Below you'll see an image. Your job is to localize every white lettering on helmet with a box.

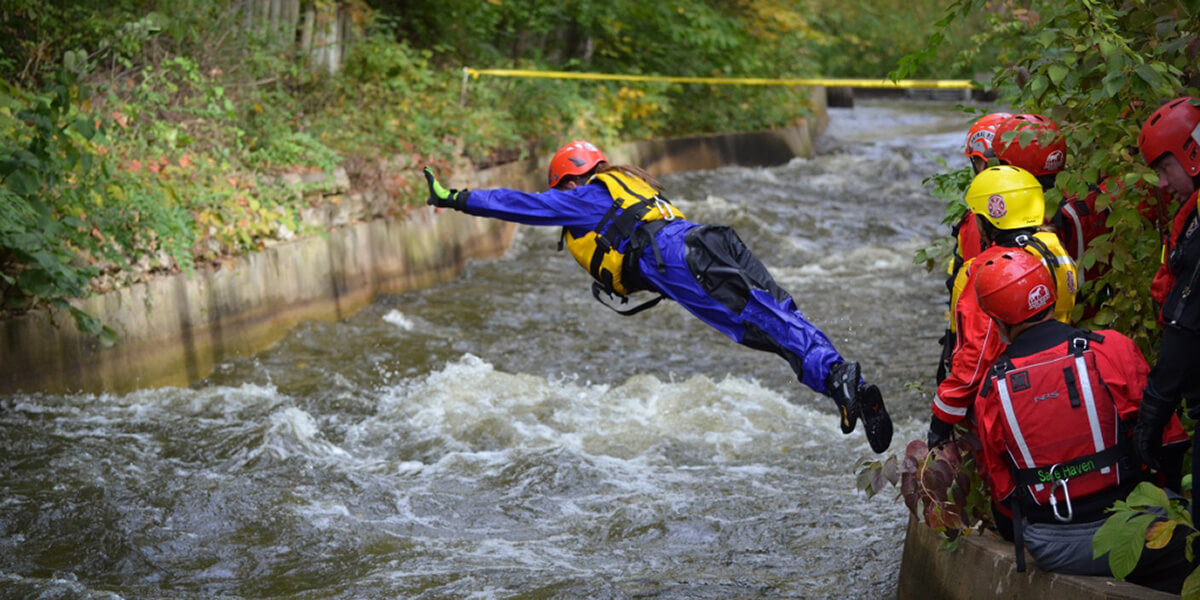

[969,130,994,153]
[1044,149,1065,172]
[1027,284,1052,311]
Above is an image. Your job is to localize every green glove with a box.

[423,167,469,210]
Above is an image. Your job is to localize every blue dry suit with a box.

[462,178,844,395]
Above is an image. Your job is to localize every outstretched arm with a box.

[422,167,606,228]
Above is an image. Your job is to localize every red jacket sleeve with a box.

[1091,331,1148,420]
[1093,330,1191,445]
[934,262,1006,424]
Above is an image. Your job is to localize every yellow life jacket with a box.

[563,170,684,297]
[950,230,1079,329]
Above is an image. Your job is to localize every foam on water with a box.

[0,100,963,599]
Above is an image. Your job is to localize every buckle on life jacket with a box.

[1048,464,1074,522]
[654,198,677,221]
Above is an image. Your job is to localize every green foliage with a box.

[914,161,975,271]
[382,0,821,157]
[901,1,1198,357]
[1092,482,1199,587]
[982,1,1197,356]
[0,75,117,344]
[809,0,995,78]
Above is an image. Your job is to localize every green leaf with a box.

[1134,64,1164,89]
[1029,73,1049,99]
[1127,481,1170,510]
[1108,513,1155,579]
[1103,73,1127,98]
[1094,512,1132,558]
[73,116,95,140]
[1183,567,1200,600]
[1047,64,1069,86]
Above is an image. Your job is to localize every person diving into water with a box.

[423,140,892,453]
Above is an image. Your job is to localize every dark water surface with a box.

[0,100,975,599]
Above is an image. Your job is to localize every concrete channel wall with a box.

[0,94,827,395]
[898,516,1176,600]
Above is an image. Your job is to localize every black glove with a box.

[927,415,954,449]
[423,167,469,210]
[1133,389,1178,472]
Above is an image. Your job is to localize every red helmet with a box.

[965,113,1013,160]
[974,250,1056,325]
[547,140,607,188]
[993,114,1066,177]
[1139,97,1200,177]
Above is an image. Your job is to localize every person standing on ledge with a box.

[1130,97,1200,523]
[422,140,893,453]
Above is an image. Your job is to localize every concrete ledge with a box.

[897,516,1175,600]
[0,114,825,394]
[0,209,514,393]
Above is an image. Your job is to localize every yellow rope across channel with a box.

[462,67,977,89]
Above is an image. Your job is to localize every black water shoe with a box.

[825,360,861,435]
[857,382,893,454]
[825,361,894,453]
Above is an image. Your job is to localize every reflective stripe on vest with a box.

[996,374,1046,493]
[992,335,1123,506]
[1072,344,1111,475]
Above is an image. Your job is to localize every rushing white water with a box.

[0,100,976,599]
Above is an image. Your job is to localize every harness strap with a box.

[586,202,629,283]
[1012,444,1127,487]
[1064,366,1081,408]
[980,355,1014,397]
[634,219,670,275]
[1011,497,1027,572]
[591,283,666,316]
[1015,233,1061,292]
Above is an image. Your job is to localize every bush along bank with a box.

[0,3,835,346]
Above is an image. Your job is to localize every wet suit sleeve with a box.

[933,264,1005,425]
[463,185,609,229]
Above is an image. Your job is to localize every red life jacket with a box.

[1151,191,1199,313]
[981,332,1129,514]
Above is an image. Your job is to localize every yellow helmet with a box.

[965,165,1044,230]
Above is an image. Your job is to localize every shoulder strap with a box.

[1015,233,1060,291]
[980,354,1014,397]
[591,282,665,316]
